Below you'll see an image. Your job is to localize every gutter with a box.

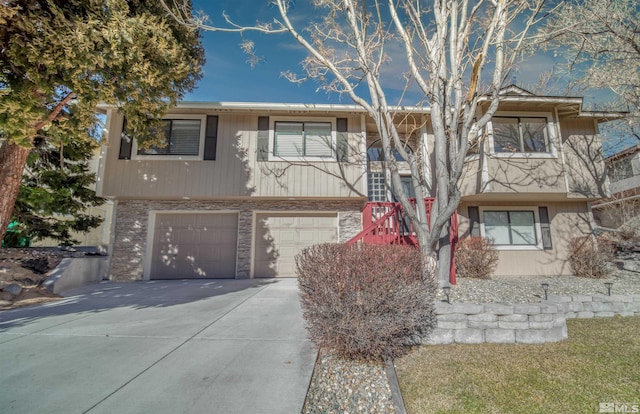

[97,101,432,114]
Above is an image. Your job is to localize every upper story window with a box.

[607,157,634,182]
[265,116,342,162]
[274,121,333,158]
[492,116,550,153]
[367,139,413,163]
[138,119,201,156]
[119,114,217,161]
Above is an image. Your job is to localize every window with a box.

[398,176,416,199]
[367,172,386,201]
[274,121,333,158]
[483,210,537,246]
[367,139,413,162]
[607,157,634,182]
[492,116,550,153]
[137,119,201,156]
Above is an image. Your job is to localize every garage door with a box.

[150,213,238,279]
[254,213,338,278]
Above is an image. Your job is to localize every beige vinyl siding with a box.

[560,118,607,199]
[458,117,605,198]
[459,158,483,197]
[486,157,565,193]
[458,153,567,196]
[458,201,591,276]
[101,113,364,199]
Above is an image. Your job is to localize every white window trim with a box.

[479,206,543,251]
[268,116,337,162]
[132,114,207,161]
[488,111,558,159]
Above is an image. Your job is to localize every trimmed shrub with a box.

[568,236,615,278]
[296,243,436,361]
[454,237,499,279]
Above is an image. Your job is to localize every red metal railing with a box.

[347,198,458,284]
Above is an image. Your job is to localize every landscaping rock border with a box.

[427,294,640,345]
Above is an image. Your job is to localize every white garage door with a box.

[150,213,238,279]
[254,213,338,278]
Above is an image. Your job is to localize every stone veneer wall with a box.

[109,199,363,281]
[428,294,640,345]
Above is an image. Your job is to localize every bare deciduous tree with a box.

[541,0,640,146]
[163,0,546,284]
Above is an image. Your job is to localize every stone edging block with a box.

[427,293,637,345]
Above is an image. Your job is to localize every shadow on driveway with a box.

[0,278,276,331]
[0,278,315,414]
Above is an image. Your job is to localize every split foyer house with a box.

[97,86,621,283]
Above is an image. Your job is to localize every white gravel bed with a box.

[437,256,640,304]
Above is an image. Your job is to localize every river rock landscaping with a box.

[303,252,640,413]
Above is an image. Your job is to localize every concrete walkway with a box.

[0,279,316,414]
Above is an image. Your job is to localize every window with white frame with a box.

[492,116,550,153]
[483,209,538,246]
[274,121,333,158]
[137,119,201,156]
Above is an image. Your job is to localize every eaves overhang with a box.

[574,111,628,123]
[97,101,432,115]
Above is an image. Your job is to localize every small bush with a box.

[568,236,615,278]
[454,237,499,279]
[296,243,436,361]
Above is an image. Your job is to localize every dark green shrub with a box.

[296,243,436,361]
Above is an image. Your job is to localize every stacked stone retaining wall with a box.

[428,294,640,345]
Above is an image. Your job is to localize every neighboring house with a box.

[97,86,621,282]
[592,144,640,228]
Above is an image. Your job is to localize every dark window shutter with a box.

[204,116,218,160]
[257,116,269,161]
[118,118,133,160]
[468,206,480,237]
[539,206,553,250]
[336,117,348,162]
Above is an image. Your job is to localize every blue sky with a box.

[184,1,338,103]
[179,2,634,154]
[182,2,582,106]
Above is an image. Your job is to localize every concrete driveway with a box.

[0,279,316,414]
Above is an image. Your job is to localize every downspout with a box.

[554,107,571,195]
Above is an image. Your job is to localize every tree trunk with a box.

[0,141,32,243]
[420,243,437,284]
[437,223,451,288]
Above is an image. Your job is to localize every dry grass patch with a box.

[396,316,640,413]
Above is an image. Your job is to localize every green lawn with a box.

[396,316,640,414]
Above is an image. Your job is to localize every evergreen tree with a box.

[4,133,104,246]
[0,0,205,241]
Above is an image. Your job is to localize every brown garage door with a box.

[150,213,238,279]
[254,213,338,278]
